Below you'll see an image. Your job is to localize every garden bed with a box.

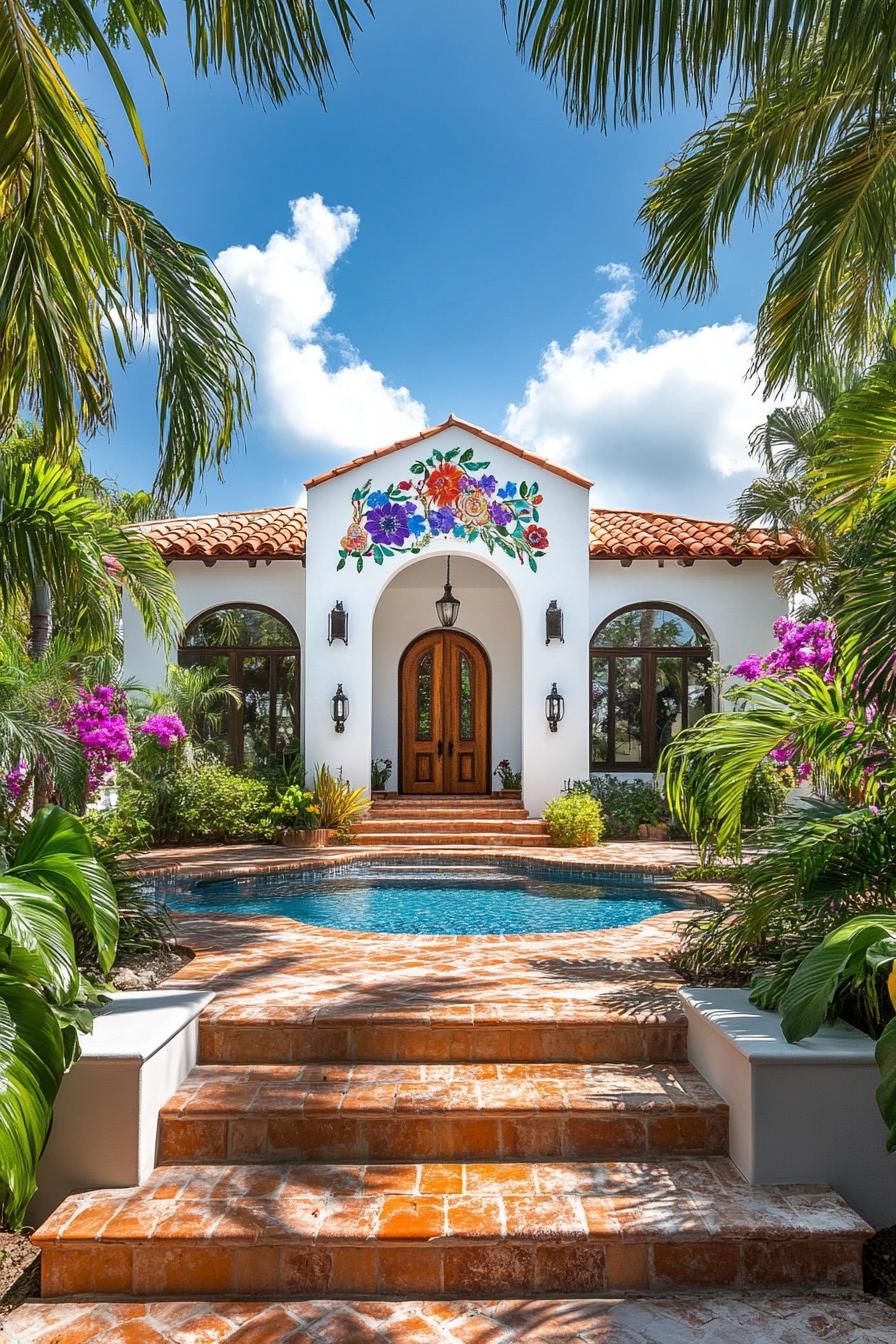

[0,1231,39,1320]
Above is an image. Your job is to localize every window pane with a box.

[590,656,609,766]
[240,655,271,765]
[656,657,684,755]
[179,651,231,756]
[614,656,643,764]
[416,653,433,739]
[185,605,297,648]
[459,653,473,739]
[594,607,708,648]
[273,655,299,751]
[686,657,713,728]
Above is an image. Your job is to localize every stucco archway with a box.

[371,553,522,795]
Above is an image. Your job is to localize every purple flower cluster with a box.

[733,618,834,682]
[138,713,187,749]
[67,685,133,795]
[5,760,28,801]
[768,742,812,783]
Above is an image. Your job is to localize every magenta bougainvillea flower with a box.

[138,713,187,749]
[67,685,133,795]
[5,760,28,800]
[733,618,834,681]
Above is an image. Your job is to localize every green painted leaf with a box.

[528,555,537,572]
[466,461,488,471]
[0,973,65,1228]
[410,462,425,474]
[356,557,363,573]
[460,448,474,463]
[445,448,460,461]
[520,482,529,497]
[337,557,346,571]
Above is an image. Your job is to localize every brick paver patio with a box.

[7,844,894,1339]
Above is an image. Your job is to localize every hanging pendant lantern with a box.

[435,556,461,628]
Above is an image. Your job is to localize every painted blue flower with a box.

[497,481,518,499]
[366,490,390,509]
[479,474,497,496]
[452,524,467,539]
[367,502,411,547]
[407,513,427,537]
[429,507,456,535]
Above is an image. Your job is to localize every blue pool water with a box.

[167,864,683,936]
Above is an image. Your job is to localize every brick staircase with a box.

[353,795,552,847]
[33,998,869,1301]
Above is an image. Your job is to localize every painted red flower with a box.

[525,524,549,550]
[426,463,465,507]
[532,494,543,505]
[398,480,411,491]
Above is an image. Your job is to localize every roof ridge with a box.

[590,505,776,531]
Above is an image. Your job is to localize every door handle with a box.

[437,739,443,757]
[448,740,454,757]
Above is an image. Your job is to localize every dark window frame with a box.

[178,603,301,768]
[590,603,714,772]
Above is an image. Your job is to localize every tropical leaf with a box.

[0,972,65,1228]
[0,877,78,999]
[875,1016,896,1151]
[779,914,896,1043]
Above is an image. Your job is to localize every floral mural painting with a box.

[337,445,549,572]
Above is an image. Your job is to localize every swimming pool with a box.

[166,862,688,936]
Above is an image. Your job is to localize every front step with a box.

[352,831,552,847]
[356,819,547,834]
[157,1062,729,1163]
[35,1158,869,1298]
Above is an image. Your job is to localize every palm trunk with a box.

[29,581,52,658]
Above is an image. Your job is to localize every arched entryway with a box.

[399,629,491,794]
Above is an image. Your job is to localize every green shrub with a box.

[543,793,604,847]
[83,793,155,853]
[270,785,320,830]
[567,777,667,838]
[741,759,789,832]
[169,764,276,843]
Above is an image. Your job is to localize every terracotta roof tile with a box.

[303,416,594,491]
[136,507,307,560]
[589,509,808,560]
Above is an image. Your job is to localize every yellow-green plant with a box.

[543,792,604,847]
[312,765,369,837]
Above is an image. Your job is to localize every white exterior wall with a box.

[371,554,522,781]
[305,426,591,813]
[122,559,307,696]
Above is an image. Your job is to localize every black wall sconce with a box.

[545,599,564,645]
[435,556,461,628]
[545,682,565,733]
[328,601,348,645]
[331,683,349,733]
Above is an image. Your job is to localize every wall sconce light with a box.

[331,683,349,733]
[328,601,348,645]
[545,682,565,733]
[435,556,461,628]
[545,599,564,645]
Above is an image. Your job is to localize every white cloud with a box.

[216,195,426,460]
[504,264,777,518]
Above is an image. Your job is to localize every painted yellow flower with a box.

[455,488,489,529]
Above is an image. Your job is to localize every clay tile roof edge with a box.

[303,416,594,491]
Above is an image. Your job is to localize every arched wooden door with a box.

[399,630,490,794]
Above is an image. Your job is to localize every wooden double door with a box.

[399,630,490,794]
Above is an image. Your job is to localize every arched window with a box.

[179,604,300,767]
[590,605,713,771]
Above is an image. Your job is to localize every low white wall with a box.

[681,987,893,1229]
[371,554,521,785]
[30,989,213,1227]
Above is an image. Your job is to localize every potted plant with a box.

[371,757,392,798]
[494,759,522,798]
[270,786,327,848]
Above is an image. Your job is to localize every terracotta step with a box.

[373,796,524,805]
[157,1061,729,1164]
[352,831,552,847]
[34,1158,870,1298]
[367,806,530,820]
[12,1293,896,1343]
[356,819,547,834]
[199,1011,688,1066]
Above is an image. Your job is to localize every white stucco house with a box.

[124,417,805,813]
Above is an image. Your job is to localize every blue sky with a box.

[78,1,779,518]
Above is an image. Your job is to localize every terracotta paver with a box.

[8,1292,896,1342]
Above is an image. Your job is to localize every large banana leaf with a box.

[0,972,65,1228]
[0,878,78,999]
[779,915,896,1042]
[11,806,119,971]
[875,1017,896,1152]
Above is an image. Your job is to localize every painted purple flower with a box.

[367,502,411,547]
[139,713,187,750]
[488,500,513,526]
[429,506,456,535]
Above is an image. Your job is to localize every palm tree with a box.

[509,2,896,391]
[1,0,367,504]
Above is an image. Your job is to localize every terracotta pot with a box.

[371,790,387,800]
[638,822,670,842]
[281,827,330,849]
[498,788,522,799]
